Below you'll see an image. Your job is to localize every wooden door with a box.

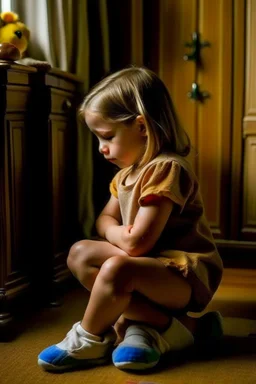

[159,0,233,239]
[159,0,197,166]
[241,0,256,241]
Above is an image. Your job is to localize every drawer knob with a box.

[62,99,72,111]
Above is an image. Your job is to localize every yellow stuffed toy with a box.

[0,11,29,56]
[0,11,51,70]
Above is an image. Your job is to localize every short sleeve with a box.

[109,174,118,198]
[139,160,194,210]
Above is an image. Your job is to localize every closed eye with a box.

[102,135,114,141]
[93,131,115,141]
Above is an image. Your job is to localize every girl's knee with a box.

[67,240,90,271]
[99,255,132,288]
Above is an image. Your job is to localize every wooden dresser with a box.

[0,63,83,338]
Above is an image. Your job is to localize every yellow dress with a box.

[109,153,223,312]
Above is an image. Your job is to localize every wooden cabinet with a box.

[0,64,36,331]
[0,65,82,337]
[28,69,82,297]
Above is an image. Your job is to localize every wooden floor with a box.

[203,268,256,322]
[1,268,256,384]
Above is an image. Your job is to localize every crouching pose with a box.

[38,66,223,372]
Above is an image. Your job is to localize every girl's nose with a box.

[99,143,109,155]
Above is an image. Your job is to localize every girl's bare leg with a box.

[68,240,171,328]
[38,241,220,372]
[78,255,191,335]
[38,242,193,372]
[67,240,197,335]
[67,239,129,291]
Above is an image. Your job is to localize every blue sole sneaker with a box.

[38,322,116,372]
[112,344,160,370]
[38,345,110,371]
[112,319,194,371]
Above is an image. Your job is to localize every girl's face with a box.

[85,111,147,169]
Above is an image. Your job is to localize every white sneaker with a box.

[112,317,194,370]
[38,322,116,371]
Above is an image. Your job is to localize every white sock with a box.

[56,322,116,360]
[76,324,102,342]
[151,317,194,353]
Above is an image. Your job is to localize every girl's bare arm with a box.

[95,195,122,238]
[105,198,173,256]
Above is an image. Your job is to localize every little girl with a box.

[38,66,223,372]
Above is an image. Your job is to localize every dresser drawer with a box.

[6,85,30,112]
[50,88,76,114]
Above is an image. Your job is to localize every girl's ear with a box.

[135,115,147,136]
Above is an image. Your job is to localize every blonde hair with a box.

[80,66,191,167]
